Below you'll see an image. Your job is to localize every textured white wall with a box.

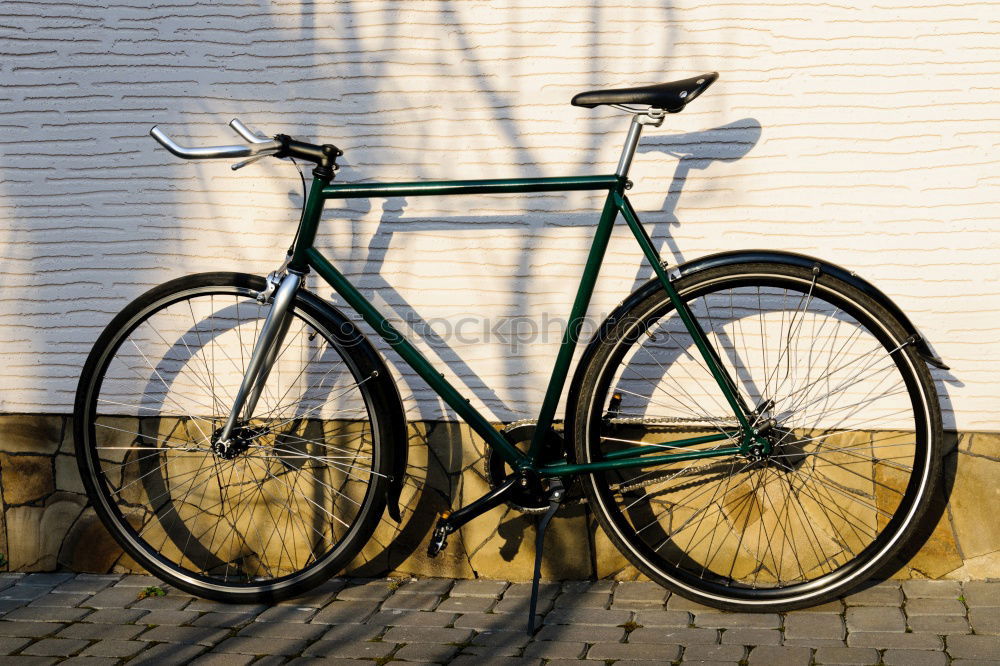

[0,1,996,430]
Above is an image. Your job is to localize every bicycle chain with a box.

[489,416,740,506]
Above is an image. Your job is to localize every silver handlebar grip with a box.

[149,125,281,160]
[229,118,272,144]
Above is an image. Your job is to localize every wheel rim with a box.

[81,284,383,592]
[585,272,933,603]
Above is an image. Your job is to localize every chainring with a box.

[485,421,584,514]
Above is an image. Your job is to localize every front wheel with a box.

[74,272,397,602]
[572,263,942,611]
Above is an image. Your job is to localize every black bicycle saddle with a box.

[571,72,718,113]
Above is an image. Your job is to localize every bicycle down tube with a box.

[283,172,753,475]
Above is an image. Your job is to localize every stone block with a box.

[845,582,902,606]
[79,640,146,658]
[721,628,782,645]
[946,634,1000,660]
[748,645,811,665]
[301,640,393,659]
[681,643,746,661]
[382,625,472,644]
[814,646,881,664]
[694,612,781,629]
[903,580,963,599]
[962,581,1000,607]
[435,595,495,613]
[587,642,681,661]
[542,607,631,626]
[20,638,88,657]
[882,649,948,666]
[237,622,325,641]
[212,637,308,656]
[449,579,508,597]
[848,632,943,650]
[906,598,966,616]
[784,613,845,640]
[393,643,460,662]
[947,453,1000,559]
[908,614,971,634]
[57,508,124,574]
[633,609,691,627]
[0,454,55,504]
[628,627,718,644]
[534,623,625,642]
[846,606,906,633]
[521,640,587,659]
[969,607,1000,635]
[366,610,457,627]
[310,601,379,624]
[0,414,62,455]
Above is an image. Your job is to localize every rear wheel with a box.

[75,272,394,602]
[572,263,942,610]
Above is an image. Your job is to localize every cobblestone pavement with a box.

[0,574,998,665]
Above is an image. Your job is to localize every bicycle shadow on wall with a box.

[333,119,769,574]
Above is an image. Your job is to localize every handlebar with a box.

[149,119,282,160]
[149,118,343,176]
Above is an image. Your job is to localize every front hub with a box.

[211,424,266,460]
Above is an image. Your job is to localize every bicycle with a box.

[74,72,947,626]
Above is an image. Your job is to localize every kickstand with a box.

[527,478,565,635]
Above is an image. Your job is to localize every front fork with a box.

[215,270,302,447]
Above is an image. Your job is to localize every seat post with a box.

[615,115,644,178]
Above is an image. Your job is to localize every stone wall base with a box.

[0,414,997,581]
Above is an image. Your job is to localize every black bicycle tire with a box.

[570,262,942,611]
[74,272,394,603]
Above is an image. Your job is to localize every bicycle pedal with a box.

[427,513,453,558]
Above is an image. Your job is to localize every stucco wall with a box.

[0,0,997,430]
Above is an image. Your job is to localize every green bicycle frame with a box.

[287,171,754,476]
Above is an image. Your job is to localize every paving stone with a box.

[501,582,560,599]
[212,637,308,656]
[57,622,146,641]
[3,606,91,624]
[627,627,718,644]
[79,640,146,658]
[796,600,846,614]
[563,580,616,594]
[0,621,66,637]
[946,634,1000,660]
[393,642,460,662]
[274,580,344,608]
[237,621,326,641]
[366,610,457,627]
[137,625,229,646]
[191,612,258,628]
[784,638,848,648]
[552,592,610,609]
[284,659,375,666]
[450,657,541,666]
[694,612,781,629]
[587,642,680,661]
[20,638,89,657]
[381,593,441,611]
[184,601,265,614]
[301,640,394,659]
[634,609,692,627]
[453,612,535,632]
[0,635,32,654]
[521,640,587,659]
[902,580,962,599]
[310,601,379,624]
[845,606,906,632]
[906,598,967,616]
[28,593,92,608]
[614,581,669,603]
[20,575,75,588]
[0,657,59,666]
[492,595,554,615]
[611,599,669,611]
[394,578,454,596]
[721,628,782,645]
[543,607,631,626]
[449,580,508,598]
[435,595,495,613]
[469,629,531,651]
[61,658,120,666]
[847,632,943,650]
[681,643,746,661]
[665,595,718,613]
[319,623,382,643]
[336,580,393,602]
[908,614,971,634]
[112,576,163,589]
[81,609,148,625]
[53,576,119,595]
[127,643,206,664]
[747,645,812,665]
[0,599,29,614]
[813,646,880,664]
[136,609,200,626]
[189,655,256,666]
[962,582,1000,607]
[968,607,1000,634]
[254,605,317,623]
[845,584,904,607]
[81,588,143,609]
[535,623,625,642]
[131,595,194,611]
[382,625,472,644]
[2,585,56,602]
[784,613,846,640]
[882,649,949,666]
